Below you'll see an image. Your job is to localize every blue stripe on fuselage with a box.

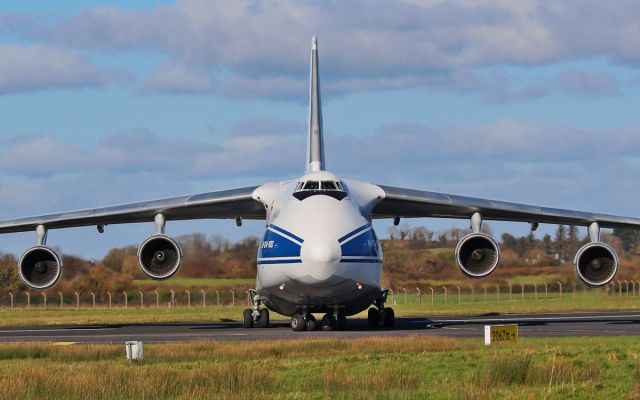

[258,229,302,259]
[338,224,370,243]
[269,224,304,244]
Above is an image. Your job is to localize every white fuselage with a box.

[251,171,386,316]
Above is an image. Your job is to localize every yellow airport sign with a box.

[484,324,518,345]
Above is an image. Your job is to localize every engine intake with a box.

[19,246,63,290]
[455,233,500,278]
[137,235,183,280]
[574,242,618,287]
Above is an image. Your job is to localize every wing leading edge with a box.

[373,185,640,230]
[0,186,265,234]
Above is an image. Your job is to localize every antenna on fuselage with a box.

[306,36,325,173]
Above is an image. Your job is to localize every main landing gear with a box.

[367,289,395,328]
[289,311,347,332]
[242,289,270,329]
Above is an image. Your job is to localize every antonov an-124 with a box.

[2,37,639,331]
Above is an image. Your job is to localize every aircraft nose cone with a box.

[301,239,341,281]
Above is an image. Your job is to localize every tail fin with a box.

[306,36,325,173]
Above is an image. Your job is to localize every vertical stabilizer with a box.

[306,36,325,172]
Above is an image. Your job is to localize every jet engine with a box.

[137,235,183,280]
[455,233,500,278]
[18,246,63,290]
[574,242,618,287]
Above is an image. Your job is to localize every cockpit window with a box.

[294,180,347,201]
[321,181,337,190]
[304,181,320,190]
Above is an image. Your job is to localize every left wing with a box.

[0,186,265,234]
[373,185,640,230]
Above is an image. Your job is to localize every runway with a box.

[0,311,639,343]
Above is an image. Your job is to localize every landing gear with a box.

[306,314,317,331]
[368,289,395,328]
[242,289,270,329]
[321,311,347,331]
[290,313,306,332]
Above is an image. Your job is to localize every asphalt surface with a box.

[0,311,639,343]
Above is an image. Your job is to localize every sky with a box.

[1,0,640,259]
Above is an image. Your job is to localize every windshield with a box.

[294,180,347,200]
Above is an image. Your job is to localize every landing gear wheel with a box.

[242,309,253,328]
[290,313,306,332]
[336,314,348,331]
[306,315,317,331]
[367,307,380,328]
[259,308,270,328]
[321,313,337,331]
[382,307,395,327]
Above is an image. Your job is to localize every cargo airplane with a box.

[2,37,639,331]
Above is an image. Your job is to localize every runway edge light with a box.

[484,324,518,346]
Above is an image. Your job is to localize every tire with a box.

[367,307,380,328]
[242,309,253,328]
[336,314,348,331]
[290,313,306,332]
[382,307,395,327]
[306,314,317,331]
[321,313,337,331]
[259,308,270,328]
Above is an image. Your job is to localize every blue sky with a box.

[1,0,640,258]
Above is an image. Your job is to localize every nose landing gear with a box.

[367,289,395,328]
[242,289,270,328]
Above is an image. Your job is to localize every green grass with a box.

[504,274,562,285]
[132,278,255,287]
[0,336,638,399]
[1,290,640,327]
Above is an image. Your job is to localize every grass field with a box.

[132,278,255,287]
[0,336,638,399]
[1,290,639,327]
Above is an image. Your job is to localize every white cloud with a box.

[0,44,110,93]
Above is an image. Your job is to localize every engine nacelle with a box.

[455,233,500,278]
[574,242,618,287]
[18,246,63,290]
[137,235,183,280]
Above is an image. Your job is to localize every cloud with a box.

[556,70,620,97]
[0,44,111,93]
[2,0,639,98]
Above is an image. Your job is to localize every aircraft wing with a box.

[373,185,640,229]
[0,186,264,234]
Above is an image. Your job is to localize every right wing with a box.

[0,186,265,234]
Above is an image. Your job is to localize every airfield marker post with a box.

[26,292,31,309]
[544,283,548,300]
[246,290,251,306]
[415,288,421,304]
[636,281,640,296]
[388,288,396,305]
[402,288,407,304]
[59,292,63,308]
[154,291,159,308]
[617,281,622,297]
[520,283,525,301]
[215,290,220,307]
[170,290,175,307]
[534,284,537,300]
[201,290,206,308]
[457,286,461,304]
[185,290,191,308]
[139,291,144,308]
[442,287,447,304]
[90,292,96,308]
[230,290,235,306]
[429,287,434,304]
[107,292,112,309]
[74,292,79,309]
[624,280,630,296]
[9,293,13,310]
[631,281,636,296]
[556,282,562,299]
[123,291,128,309]
[42,292,47,309]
